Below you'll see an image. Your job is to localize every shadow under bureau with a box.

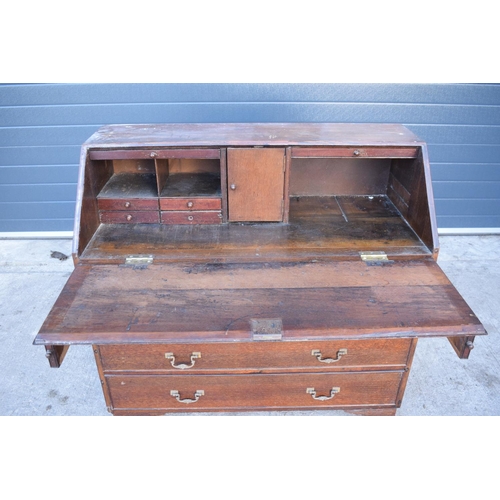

[34,123,486,416]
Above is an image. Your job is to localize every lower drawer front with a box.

[106,372,403,411]
[160,210,222,224]
[99,338,413,373]
[99,210,160,223]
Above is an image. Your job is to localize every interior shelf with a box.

[160,172,221,198]
[83,195,429,262]
[97,173,158,199]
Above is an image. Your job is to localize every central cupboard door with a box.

[227,148,285,222]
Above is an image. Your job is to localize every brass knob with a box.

[124,201,131,208]
[149,151,157,158]
[187,215,194,221]
[126,214,133,221]
[230,184,236,190]
[187,201,194,208]
[353,149,361,156]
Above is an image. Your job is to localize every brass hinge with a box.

[359,251,389,262]
[124,255,153,267]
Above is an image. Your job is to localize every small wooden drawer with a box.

[160,198,222,211]
[160,210,222,225]
[97,198,159,211]
[106,371,404,411]
[98,339,413,373]
[291,146,419,158]
[99,211,160,224]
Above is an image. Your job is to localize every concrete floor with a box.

[0,235,499,416]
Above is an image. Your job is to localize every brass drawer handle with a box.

[306,387,340,401]
[170,390,205,404]
[165,352,201,369]
[311,348,347,363]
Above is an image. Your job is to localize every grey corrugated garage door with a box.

[0,83,499,233]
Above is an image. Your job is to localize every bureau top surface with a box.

[84,123,423,148]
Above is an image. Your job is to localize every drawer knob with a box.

[149,151,158,158]
[126,214,133,221]
[230,184,237,190]
[124,201,131,208]
[306,387,340,401]
[187,201,194,208]
[170,390,205,404]
[165,352,201,369]
[311,348,347,363]
[353,149,361,156]
[187,215,194,221]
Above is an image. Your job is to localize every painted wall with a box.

[1,83,499,231]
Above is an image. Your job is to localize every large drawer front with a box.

[106,372,403,410]
[99,338,412,373]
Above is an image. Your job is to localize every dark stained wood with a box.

[44,345,69,368]
[98,173,158,198]
[290,158,391,197]
[160,172,221,198]
[227,148,285,222]
[448,335,476,359]
[283,147,291,223]
[160,211,222,225]
[34,260,486,346]
[81,195,430,263]
[98,198,159,211]
[42,123,485,417]
[160,198,222,211]
[291,146,419,158]
[220,148,228,223]
[105,371,404,411]
[73,151,112,259]
[98,338,413,373]
[85,123,422,148]
[112,159,156,174]
[89,148,220,160]
[99,211,160,224]
[395,338,418,407]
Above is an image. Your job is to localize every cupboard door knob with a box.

[187,201,194,208]
[306,387,340,401]
[165,352,201,369]
[170,390,205,404]
[311,348,347,363]
[230,184,236,190]
[126,214,133,221]
[124,201,131,208]
[353,149,361,156]
[149,151,158,158]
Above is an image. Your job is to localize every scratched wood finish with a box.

[34,259,486,345]
[98,198,159,211]
[105,371,404,411]
[227,148,285,222]
[291,146,419,158]
[99,211,160,224]
[160,211,222,225]
[89,148,221,160]
[98,338,413,373]
[85,123,422,148]
[160,198,222,211]
[290,158,391,196]
[81,195,430,262]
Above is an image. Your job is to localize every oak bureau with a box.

[34,123,486,416]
